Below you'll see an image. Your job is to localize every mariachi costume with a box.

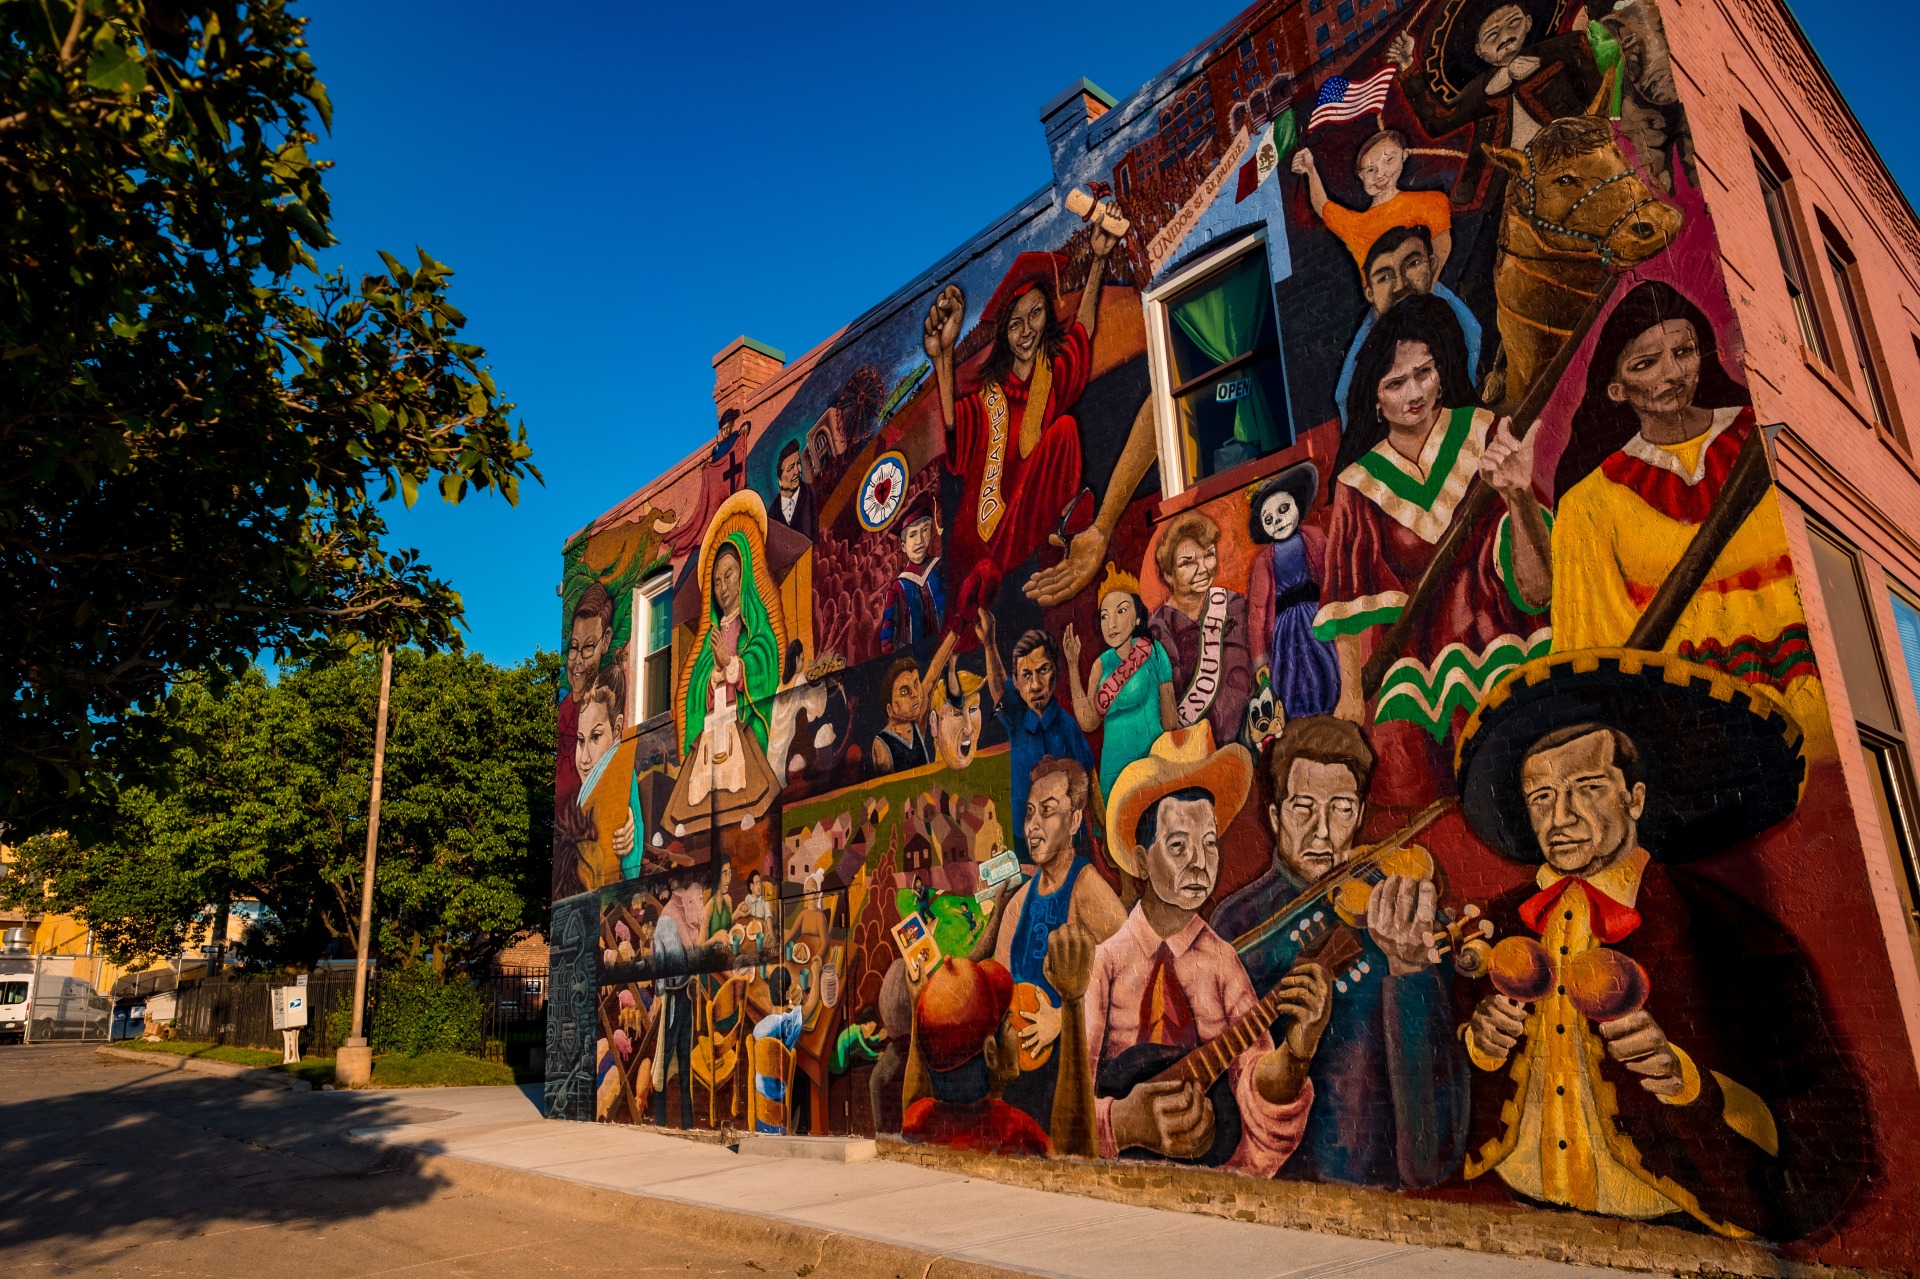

[1452,649,1868,1240]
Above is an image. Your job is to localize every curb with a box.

[347,1135,1041,1279]
[95,1045,314,1092]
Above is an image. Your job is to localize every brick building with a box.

[546,0,1920,1273]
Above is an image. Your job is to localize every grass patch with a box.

[113,1039,516,1088]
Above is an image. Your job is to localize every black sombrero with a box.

[1454,648,1807,863]
[1422,0,1568,103]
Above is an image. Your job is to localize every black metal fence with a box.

[168,967,549,1073]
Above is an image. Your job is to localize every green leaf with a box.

[398,472,419,508]
[86,25,149,94]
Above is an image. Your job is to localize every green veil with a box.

[683,529,781,754]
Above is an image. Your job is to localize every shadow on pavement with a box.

[0,1047,535,1250]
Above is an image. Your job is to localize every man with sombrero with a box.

[1068,725,1331,1173]
[921,199,1123,626]
[1451,649,1866,1240]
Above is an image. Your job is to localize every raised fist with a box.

[923,284,965,362]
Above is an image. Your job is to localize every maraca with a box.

[1565,948,1650,1022]
[1487,936,1555,1002]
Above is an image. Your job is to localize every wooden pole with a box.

[339,648,393,1081]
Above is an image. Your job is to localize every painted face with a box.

[900,516,935,565]
[932,688,983,771]
[1356,136,1407,200]
[574,698,620,783]
[1475,4,1532,68]
[1140,795,1221,913]
[1269,759,1363,884]
[1364,239,1435,315]
[1258,490,1302,543]
[778,450,802,495]
[1520,731,1647,875]
[1376,340,1443,431]
[885,670,919,722]
[1098,591,1139,650]
[1169,537,1216,599]
[1024,768,1082,869]
[1014,646,1057,715]
[567,614,609,690]
[1003,288,1049,367]
[712,547,742,618]
[1608,319,1702,422]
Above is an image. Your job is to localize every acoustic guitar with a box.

[1094,917,1362,1166]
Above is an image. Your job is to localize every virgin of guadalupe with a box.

[666,493,784,835]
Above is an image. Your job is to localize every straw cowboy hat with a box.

[1454,648,1807,864]
[1104,724,1254,877]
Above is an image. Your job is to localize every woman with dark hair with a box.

[1062,562,1176,800]
[1550,281,1822,732]
[1314,294,1552,788]
[1247,462,1341,721]
[922,214,1123,626]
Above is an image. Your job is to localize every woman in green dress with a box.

[682,531,782,756]
[1062,562,1176,803]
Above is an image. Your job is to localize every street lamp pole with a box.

[335,647,393,1087]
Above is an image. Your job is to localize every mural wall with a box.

[551,0,1912,1264]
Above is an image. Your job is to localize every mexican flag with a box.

[1235,109,1301,202]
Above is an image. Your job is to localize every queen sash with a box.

[1175,588,1233,728]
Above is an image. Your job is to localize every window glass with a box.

[1807,529,1899,733]
[1889,591,1920,721]
[1825,243,1892,428]
[1163,248,1290,482]
[0,981,26,1005]
[1754,153,1830,362]
[640,578,674,721]
[1860,736,1920,957]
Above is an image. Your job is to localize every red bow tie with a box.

[1519,877,1642,944]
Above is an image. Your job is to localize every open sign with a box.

[1215,377,1252,403]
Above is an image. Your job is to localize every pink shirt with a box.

[1084,906,1312,1175]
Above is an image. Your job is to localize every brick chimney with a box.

[1040,77,1117,179]
[711,335,787,426]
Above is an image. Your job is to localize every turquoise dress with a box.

[1093,639,1173,801]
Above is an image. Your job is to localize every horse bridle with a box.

[1505,164,1663,268]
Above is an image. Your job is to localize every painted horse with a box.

[1483,86,1682,409]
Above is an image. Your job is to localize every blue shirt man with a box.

[1333,225,1483,426]
[990,629,1094,859]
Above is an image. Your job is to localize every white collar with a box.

[1621,406,1743,486]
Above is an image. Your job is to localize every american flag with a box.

[1309,67,1397,130]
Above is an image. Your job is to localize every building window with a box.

[1753,149,1831,364]
[1316,23,1330,43]
[1309,0,1325,13]
[1809,529,1920,962]
[1823,230,1895,432]
[634,573,674,723]
[1144,234,1292,494]
[1337,0,1354,21]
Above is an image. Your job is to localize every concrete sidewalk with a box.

[344,1087,1665,1279]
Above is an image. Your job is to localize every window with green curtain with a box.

[642,578,674,720]
[1164,247,1290,482]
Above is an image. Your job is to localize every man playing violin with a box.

[1212,716,1470,1188]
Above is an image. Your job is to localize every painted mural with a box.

[552,0,1890,1258]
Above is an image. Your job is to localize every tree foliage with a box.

[1,2,538,832]
[2,649,559,972]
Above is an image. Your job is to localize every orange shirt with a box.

[1322,189,1453,268]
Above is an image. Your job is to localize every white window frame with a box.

[632,572,675,725]
[1142,229,1271,500]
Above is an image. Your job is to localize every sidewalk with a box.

[345,1087,1664,1279]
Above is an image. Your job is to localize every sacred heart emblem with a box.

[858,451,910,533]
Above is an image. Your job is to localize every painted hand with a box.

[1061,623,1083,670]
[1018,997,1063,1056]
[923,284,965,361]
[1387,31,1416,71]
[1089,200,1124,258]
[1024,523,1110,607]
[1478,417,1541,500]
[1598,1009,1687,1097]
[1290,147,1315,175]
[1468,993,1530,1061]
[1044,925,1096,1002]
[612,811,636,859]
[1112,1079,1215,1160]
[1367,875,1438,976]
[1275,961,1333,1060]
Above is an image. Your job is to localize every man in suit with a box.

[769,438,818,542]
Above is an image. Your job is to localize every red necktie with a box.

[1518,877,1642,945]
[1138,943,1198,1049]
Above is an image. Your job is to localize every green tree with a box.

[1,2,537,834]
[3,649,559,972]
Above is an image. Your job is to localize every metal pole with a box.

[337,648,393,1086]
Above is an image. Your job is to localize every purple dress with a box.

[1257,536,1340,720]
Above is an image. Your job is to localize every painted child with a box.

[1061,564,1176,803]
[1247,463,1341,722]
[881,493,948,652]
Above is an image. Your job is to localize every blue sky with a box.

[299,0,1911,666]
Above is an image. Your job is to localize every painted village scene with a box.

[546,0,1878,1251]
